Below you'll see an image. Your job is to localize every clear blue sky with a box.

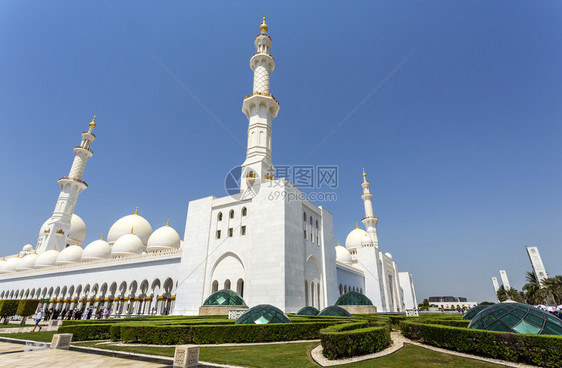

[0,1,560,303]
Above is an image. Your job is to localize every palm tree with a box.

[497,285,525,303]
[522,271,546,305]
[542,276,562,305]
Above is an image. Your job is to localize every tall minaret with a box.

[240,16,280,192]
[36,116,97,253]
[361,169,379,247]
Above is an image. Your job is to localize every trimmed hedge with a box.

[320,321,391,359]
[401,321,562,368]
[16,299,40,317]
[113,321,339,344]
[58,324,112,341]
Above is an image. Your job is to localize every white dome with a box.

[22,244,34,253]
[0,257,21,273]
[361,234,372,246]
[385,252,393,259]
[56,245,83,265]
[16,253,38,270]
[35,249,60,268]
[111,233,144,257]
[108,214,152,245]
[345,227,368,249]
[82,239,111,261]
[335,244,353,264]
[68,214,87,246]
[147,225,181,251]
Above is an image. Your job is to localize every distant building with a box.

[499,270,511,290]
[526,246,548,286]
[428,296,476,310]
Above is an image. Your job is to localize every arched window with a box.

[218,212,222,221]
[317,283,321,309]
[241,207,247,217]
[229,210,234,219]
[344,285,347,293]
[237,279,244,298]
[224,279,231,290]
[303,212,307,222]
[212,280,218,293]
[339,284,343,296]
[360,288,363,294]
[311,281,315,308]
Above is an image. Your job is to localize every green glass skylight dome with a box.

[318,306,352,317]
[235,304,291,324]
[202,289,246,306]
[462,305,492,320]
[469,302,562,335]
[335,291,373,306]
[297,306,320,316]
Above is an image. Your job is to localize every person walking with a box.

[32,309,43,332]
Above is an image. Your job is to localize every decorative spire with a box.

[337,240,342,247]
[17,252,20,258]
[356,222,359,229]
[134,204,139,215]
[89,115,97,129]
[130,227,134,234]
[260,14,268,32]
[2,256,5,261]
[52,243,57,250]
[362,168,367,181]
[100,233,104,240]
[33,249,37,254]
[74,240,79,246]
[166,219,170,227]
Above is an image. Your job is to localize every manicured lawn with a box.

[0,330,57,342]
[69,341,505,368]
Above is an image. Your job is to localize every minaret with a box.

[240,16,280,192]
[36,116,97,253]
[360,169,379,248]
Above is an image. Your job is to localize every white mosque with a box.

[0,18,417,316]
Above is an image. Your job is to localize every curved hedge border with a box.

[320,321,391,360]
[58,323,112,340]
[401,321,562,368]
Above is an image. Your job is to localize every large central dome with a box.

[345,226,368,249]
[108,212,152,245]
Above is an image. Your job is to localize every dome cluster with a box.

[0,208,183,272]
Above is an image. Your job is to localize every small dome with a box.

[203,289,246,306]
[469,302,562,335]
[318,306,352,317]
[108,213,152,245]
[147,224,181,251]
[335,243,353,263]
[462,305,493,320]
[16,253,38,270]
[335,292,373,306]
[56,245,83,265]
[82,239,111,261]
[297,306,320,316]
[67,214,87,246]
[345,226,368,249]
[385,252,393,259]
[236,304,291,325]
[111,233,144,257]
[22,244,34,253]
[35,249,59,268]
[1,257,22,272]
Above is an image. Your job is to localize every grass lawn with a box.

[0,331,57,342]
[69,341,505,368]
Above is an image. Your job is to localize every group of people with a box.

[32,306,111,330]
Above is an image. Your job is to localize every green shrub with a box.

[0,300,19,320]
[16,299,40,317]
[320,322,391,359]
[401,321,562,368]
[58,324,112,341]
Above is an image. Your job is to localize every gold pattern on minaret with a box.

[89,115,97,128]
[260,15,268,32]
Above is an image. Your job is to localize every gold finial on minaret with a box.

[260,14,268,32]
[130,227,134,234]
[337,240,342,247]
[52,243,57,250]
[100,233,104,240]
[33,249,37,254]
[89,115,97,129]
[74,240,79,246]
[17,252,20,258]
[134,204,139,215]
[166,219,170,227]
[356,222,359,229]
[362,167,367,179]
